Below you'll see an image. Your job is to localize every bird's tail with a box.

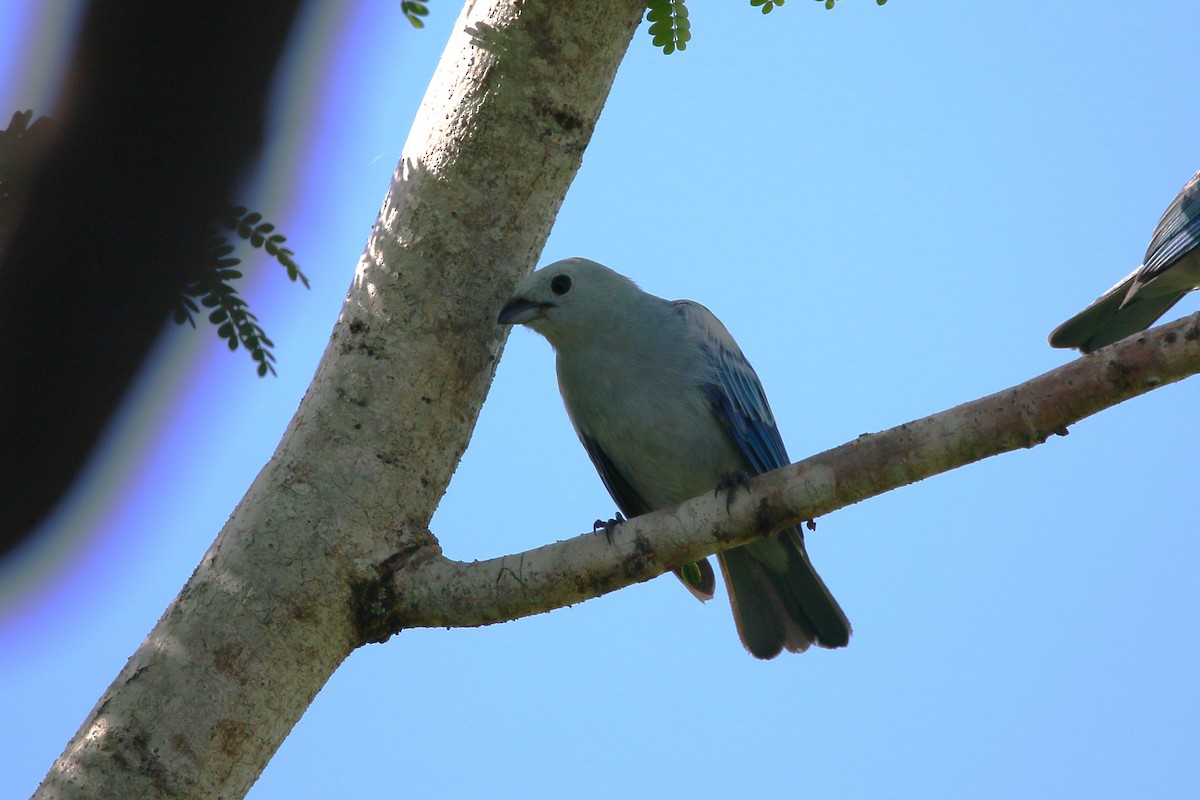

[717,529,851,660]
[1048,266,1185,353]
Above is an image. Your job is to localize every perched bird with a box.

[497,258,851,659]
[1049,170,1200,352]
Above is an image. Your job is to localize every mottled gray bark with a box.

[33,0,646,797]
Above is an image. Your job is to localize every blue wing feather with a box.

[672,300,790,476]
[1049,169,1200,350]
[1139,170,1200,283]
[672,300,851,649]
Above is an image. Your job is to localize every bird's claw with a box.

[593,512,626,544]
[715,470,752,511]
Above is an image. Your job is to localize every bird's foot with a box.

[593,512,626,544]
[715,470,752,511]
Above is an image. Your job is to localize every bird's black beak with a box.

[497,296,551,325]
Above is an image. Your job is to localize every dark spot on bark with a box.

[335,388,367,408]
[350,542,432,646]
[338,320,380,356]
[753,498,776,538]
[552,107,583,131]
[620,532,656,579]
[531,96,587,139]
[1106,360,1137,393]
[121,732,171,793]
[170,733,194,758]
[213,719,250,757]
[350,576,402,646]
[123,665,149,686]
[213,643,243,679]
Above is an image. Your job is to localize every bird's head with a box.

[497,257,643,347]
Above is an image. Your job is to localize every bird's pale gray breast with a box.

[556,335,745,512]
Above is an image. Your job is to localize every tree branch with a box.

[390,313,1200,629]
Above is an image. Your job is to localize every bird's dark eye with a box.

[550,274,572,295]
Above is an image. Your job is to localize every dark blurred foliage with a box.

[0,1,303,559]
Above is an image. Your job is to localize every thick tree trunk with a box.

[33,1,646,797]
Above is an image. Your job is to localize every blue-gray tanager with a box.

[497,258,851,659]
[1049,170,1200,352]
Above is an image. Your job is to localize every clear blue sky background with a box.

[4,2,1199,798]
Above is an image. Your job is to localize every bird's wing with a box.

[579,432,716,601]
[672,300,790,475]
[1049,171,1200,351]
[1138,170,1200,285]
[578,434,652,519]
[673,300,852,652]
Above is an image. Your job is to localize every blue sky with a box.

[4,2,1199,798]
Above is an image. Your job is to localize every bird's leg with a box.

[716,469,752,511]
[592,511,626,544]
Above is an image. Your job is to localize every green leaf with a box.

[644,0,690,55]
[175,204,310,376]
[402,0,429,29]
